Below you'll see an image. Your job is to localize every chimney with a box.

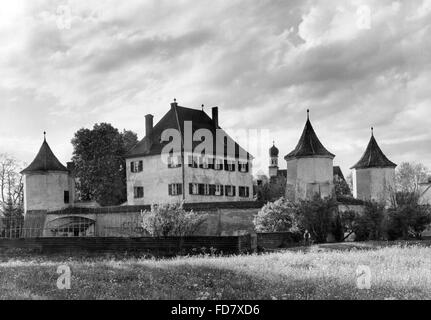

[212,106,219,128]
[171,98,178,110]
[145,114,154,137]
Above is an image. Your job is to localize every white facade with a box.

[352,167,395,204]
[126,152,253,205]
[24,171,75,213]
[285,157,334,201]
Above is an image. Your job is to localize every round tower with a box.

[21,133,74,214]
[284,110,335,202]
[351,127,397,205]
[269,142,279,178]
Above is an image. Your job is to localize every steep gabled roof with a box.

[21,137,69,174]
[351,130,397,169]
[284,111,335,160]
[126,103,252,160]
[333,166,346,181]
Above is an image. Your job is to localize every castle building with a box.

[125,100,254,205]
[284,110,335,202]
[351,128,397,204]
[21,133,75,214]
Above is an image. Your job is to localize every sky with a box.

[0,0,430,177]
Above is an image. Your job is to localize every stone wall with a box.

[36,202,264,237]
[24,172,73,212]
[286,157,334,201]
[353,167,395,204]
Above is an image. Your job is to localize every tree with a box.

[253,197,299,233]
[345,173,354,195]
[296,196,338,243]
[0,154,24,238]
[256,176,286,202]
[141,202,207,236]
[387,192,431,240]
[351,201,386,241]
[334,176,352,197]
[396,162,429,193]
[0,154,24,210]
[71,123,138,206]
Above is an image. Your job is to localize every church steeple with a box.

[269,141,279,178]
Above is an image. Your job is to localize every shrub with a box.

[387,192,431,240]
[351,201,386,241]
[141,202,207,237]
[253,198,299,233]
[296,196,338,243]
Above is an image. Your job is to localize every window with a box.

[208,157,215,169]
[215,184,224,196]
[239,186,250,198]
[204,184,210,195]
[225,185,236,197]
[131,160,143,173]
[188,155,198,168]
[199,156,212,169]
[238,161,249,173]
[214,158,223,170]
[224,160,236,172]
[134,186,144,199]
[189,183,199,195]
[168,155,182,168]
[169,183,183,196]
[64,191,70,204]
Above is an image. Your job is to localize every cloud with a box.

[0,0,430,177]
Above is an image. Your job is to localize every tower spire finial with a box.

[307,109,310,120]
[371,126,374,136]
[43,131,46,141]
[201,104,204,111]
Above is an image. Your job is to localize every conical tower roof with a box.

[284,110,335,160]
[351,128,397,169]
[21,133,69,174]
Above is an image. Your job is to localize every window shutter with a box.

[224,160,228,171]
[139,161,143,172]
[233,186,236,196]
[168,184,172,196]
[189,183,193,195]
[131,162,135,172]
[178,184,182,195]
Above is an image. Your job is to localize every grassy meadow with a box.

[1,242,431,300]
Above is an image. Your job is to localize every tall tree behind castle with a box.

[395,162,429,193]
[0,154,24,217]
[71,123,138,206]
